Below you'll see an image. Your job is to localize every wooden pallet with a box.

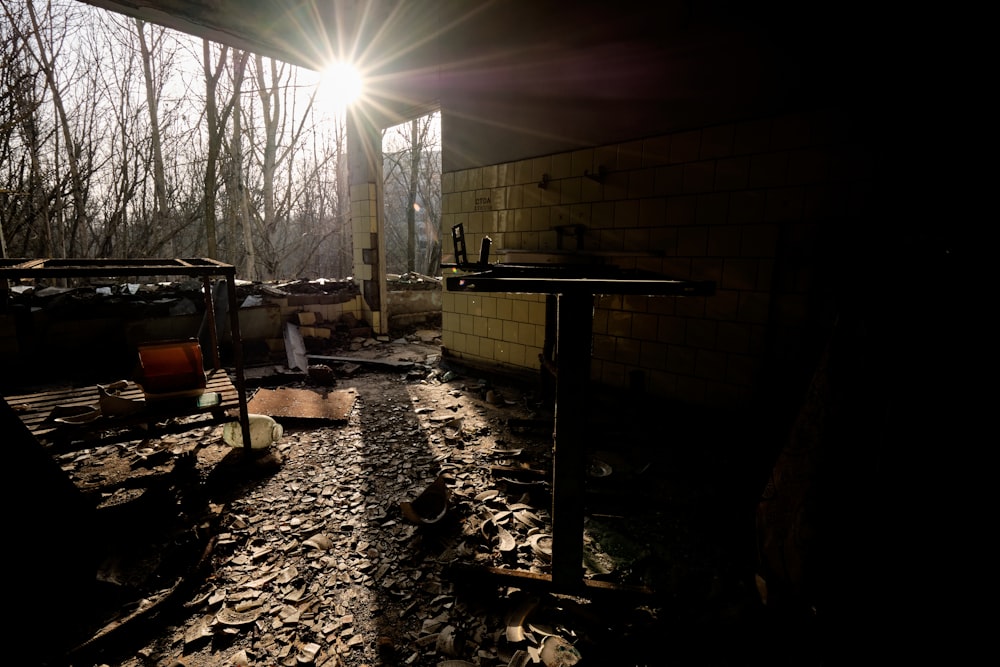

[3,369,240,450]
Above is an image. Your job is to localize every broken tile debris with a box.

[22,329,773,667]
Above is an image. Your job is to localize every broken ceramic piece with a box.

[297,642,321,663]
[513,508,543,529]
[528,533,553,560]
[400,474,450,524]
[97,382,145,417]
[436,624,461,656]
[215,606,263,626]
[504,596,540,643]
[222,414,283,450]
[496,523,516,552]
[303,534,334,550]
[506,651,531,667]
[183,615,213,646]
[587,457,612,478]
[538,635,582,666]
[51,404,101,425]
[491,446,523,457]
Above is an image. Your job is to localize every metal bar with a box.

[441,264,716,597]
[225,277,253,453]
[201,276,221,370]
[449,563,655,600]
[549,292,593,589]
[0,258,239,280]
[451,224,468,266]
[446,273,715,297]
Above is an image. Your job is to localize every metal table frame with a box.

[0,258,253,452]
[447,264,715,597]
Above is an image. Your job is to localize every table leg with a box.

[550,292,593,589]
[225,277,253,453]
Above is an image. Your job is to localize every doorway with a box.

[380,110,443,331]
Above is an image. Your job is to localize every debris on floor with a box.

[245,387,357,422]
[12,330,799,667]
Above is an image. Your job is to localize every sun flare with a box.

[317,61,364,110]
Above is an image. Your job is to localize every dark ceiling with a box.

[75,1,733,71]
[76,1,447,119]
[78,0,377,71]
[74,1,894,169]
[76,1,852,127]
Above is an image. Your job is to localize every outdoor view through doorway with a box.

[381,111,443,282]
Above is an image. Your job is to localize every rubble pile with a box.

[29,332,768,667]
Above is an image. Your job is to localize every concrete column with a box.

[346,107,388,335]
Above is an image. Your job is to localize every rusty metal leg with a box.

[550,292,593,590]
[201,276,221,371]
[225,277,253,453]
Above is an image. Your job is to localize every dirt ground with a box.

[19,326,820,667]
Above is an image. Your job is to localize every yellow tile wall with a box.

[441,110,872,408]
[351,182,379,327]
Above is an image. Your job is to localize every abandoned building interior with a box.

[2,1,963,666]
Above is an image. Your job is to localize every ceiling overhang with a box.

[77,0,448,125]
[73,1,725,128]
[72,1,857,165]
[77,1,377,71]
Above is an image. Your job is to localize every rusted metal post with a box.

[224,276,253,453]
[549,292,593,590]
[201,276,221,370]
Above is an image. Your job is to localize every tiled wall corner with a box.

[440,110,873,408]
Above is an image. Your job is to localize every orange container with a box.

[136,339,207,399]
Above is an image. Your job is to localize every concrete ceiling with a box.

[73,1,879,167]
[74,1,713,71]
[75,1,801,126]
[77,0,387,71]
[76,0,448,122]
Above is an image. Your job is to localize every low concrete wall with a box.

[1,283,443,387]
[387,288,442,329]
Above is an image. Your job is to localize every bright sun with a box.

[317,62,363,109]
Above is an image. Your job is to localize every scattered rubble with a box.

[14,324,783,667]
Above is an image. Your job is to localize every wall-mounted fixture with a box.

[584,165,606,183]
[538,173,550,189]
[553,224,586,250]
[445,223,492,270]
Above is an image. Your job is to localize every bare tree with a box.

[226,49,253,276]
[134,18,167,257]
[0,0,47,258]
[326,111,352,278]
[66,7,156,259]
[118,15,207,258]
[202,42,247,261]
[405,119,420,273]
[250,53,280,279]
[288,110,351,279]
[0,1,379,281]
[382,111,442,276]
[245,55,332,279]
[20,4,204,261]
[86,16,141,257]
[5,0,90,258]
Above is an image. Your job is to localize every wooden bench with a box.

[3,368,240,451]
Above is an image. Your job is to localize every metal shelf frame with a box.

[0,257,253,452]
